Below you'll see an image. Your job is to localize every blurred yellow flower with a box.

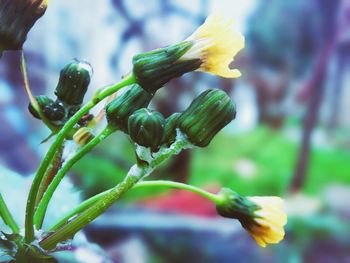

[182,15,245,78]
[245,196,287,247]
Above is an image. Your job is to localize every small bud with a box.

[106,84,153,132]
[162,112,181,146]
[128,108,165,152]
[55,60,92,105]
[73,127,94,146]
[178,89,236,147]
[132,41,201,94]
[0,0,48,54]
[28,95,65,122]
[28,95,53,119]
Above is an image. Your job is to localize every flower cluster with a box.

[10,13,288,260]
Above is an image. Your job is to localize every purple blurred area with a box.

[1,0,350,262]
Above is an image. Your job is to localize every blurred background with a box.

[0,0,350,262]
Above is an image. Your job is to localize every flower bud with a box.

[132,41,201,94]
[162,112,181,146]
[54,60,92,105]
[178,89,236,147]
[0,0,48,55]
[128,108,165,152]
[73,127,94,146]
[28,95,65,122]
[106,84,153,132]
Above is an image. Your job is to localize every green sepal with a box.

[178,89,236,147]
[128,108,165,152]
[106,84,153,132]
[216,188,259,229]
[54,60,92,105]
[162,112,181,146]
[132,41,201,93]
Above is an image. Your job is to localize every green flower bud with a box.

[106,84,153,132]
[178,89,236,147]
[28,95,65,122]
[28,95,53,119]
[128,108,165,152]
[162,112,181,146]
[0,0,48,54]
[132,41,201,94]
[54,60,92,105]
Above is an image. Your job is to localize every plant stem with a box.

[35,144,64,207]
[49,180,221,231]
[34,126,115,230]
[0,194,19,234]
[40,136,190,250]
[40,164,147,250]
[133,181,222,203]
[25,75,135,243]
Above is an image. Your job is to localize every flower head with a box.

[183,15,245,78]
[132,15,244,93]
[216,188,287,247]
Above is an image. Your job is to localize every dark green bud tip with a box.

[28,95,65,122]
[216,188,258,227]
[178,89,236,147]
[106,84,153,132]
[132,41,201,93]
[128,108,165,152]
[163,112,181,146]
[54,59,92,105]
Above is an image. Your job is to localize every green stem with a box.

[25,74,135,243]
[40,136,190,250]
[133,181,222,203]
[34,126,115,230]
[40,164,147,250]
[0,194,19,233]
[49,180,221,231]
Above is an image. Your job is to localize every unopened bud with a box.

[106,84,153,132]
[178,89,236,147]
[0,0,48,54]
[128,108,165,152]
[55,60,92,105]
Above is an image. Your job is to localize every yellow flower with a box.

[216,188,287,248]
[132,15,244,93]
[245,196,287,247]
[182,15,245,78]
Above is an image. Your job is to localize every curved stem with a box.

[34,126,115,230]
[25,75,135,243]
[133,181,222,203]
[49,180,221,231]
[0,194,19,234]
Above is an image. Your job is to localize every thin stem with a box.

[133,181,222,203]
[0,194,19,233]
[49,180,221,231]
[34,126,115,230]
[40,136,190,250]
[25,74,135,243]
[35,144,64,207]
